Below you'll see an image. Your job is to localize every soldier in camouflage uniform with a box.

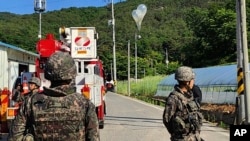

[15,77,41,105]
[8,51,100,141]
[163,66,203,141]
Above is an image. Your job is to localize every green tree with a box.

[185,5,236,67]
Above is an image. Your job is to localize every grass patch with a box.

[218,121,229,129]
[117,75,165,98]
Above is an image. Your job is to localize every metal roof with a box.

[158,64,239,86]
[0,41,38,57]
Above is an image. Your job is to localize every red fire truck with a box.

[6,27,106,129]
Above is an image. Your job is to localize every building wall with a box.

[0,44,38,91]
[0,46,8,90]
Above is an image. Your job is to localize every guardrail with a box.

[155,90,237,104]
[151,97,165,106]
[133,95,166,106]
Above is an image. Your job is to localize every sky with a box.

[0,0,125,15]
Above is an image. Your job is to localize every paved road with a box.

[100,92,169,141]
[1,92,230,141]
[100,92,230,141]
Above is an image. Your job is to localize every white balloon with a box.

[132,10,142,31]
[137,4,147,19]
[136,21,142,31]
[132,10,140,23]
[132,4,147,31]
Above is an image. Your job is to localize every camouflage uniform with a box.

[28,77,41,87]
[12,84,22,102]
[8,51,100,141]
[15,77,41,104]
[163,66,203,141]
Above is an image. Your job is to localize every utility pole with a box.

[236,0,245,125]
[111,63,113,80]
[135,32,138,83]
[111,0,117,92]
[236,0,250,124]
[239,0,250,124]
[128,40,131,96]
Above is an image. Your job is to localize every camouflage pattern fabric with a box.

[163,85,202,141]
[12,88,21,102]
[175,66,194,81]
[8,89,40,141]
[8,51,99,141]
[170,131,201,141]
[28,77,41,87]
[8,85,100,141]
[22,134,34,141]
[15,89,39,104]
[44,51,76,81]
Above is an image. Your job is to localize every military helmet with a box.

[175,66,194,81]
[28,77,41,87]
[44,51,76,81]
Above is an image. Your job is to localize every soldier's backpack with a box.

[25,93,88,140]
[171,91,203,132]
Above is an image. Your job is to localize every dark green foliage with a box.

[184,3,237,67]
[0,0,249,80]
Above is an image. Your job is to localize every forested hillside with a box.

[0,0,249,80]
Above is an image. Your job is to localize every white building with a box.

[0,41,38,92]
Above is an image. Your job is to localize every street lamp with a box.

[34,0,46,39]
[132,4,147,82]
